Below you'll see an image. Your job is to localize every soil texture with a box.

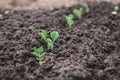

[0,2,120,80]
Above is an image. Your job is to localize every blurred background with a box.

[0,0,119,10]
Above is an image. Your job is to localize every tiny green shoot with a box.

[40,30,59,50]
[112,5,119,15]
[86,5,90,13]
[65,14,74,27]
[0,14,4,20]
[33,46,46,65]
[4,10,11,15]
[40,30,47,41]
[73,7,83,19]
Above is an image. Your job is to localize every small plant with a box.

[0,14,4,20]
[50,31,59,42]
[86,5,90,13]
[33,46,46,65]
[40,30,59,50]
[65,14,74,27]
[4,10,11,15]
[73,7,83,19]
[40,30,47,41]
[112,5,119,15]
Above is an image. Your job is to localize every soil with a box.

[0,2,120,80]
[0,0,120,10]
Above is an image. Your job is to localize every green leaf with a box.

[50,31,59,42]
[33,46,43,56]
[4,10,11,15]
[39,61,43,65]
[114,5,119,11]
[65,14,74,27]
[73,8,83,19]
[47,43,54,50]
[39,52,46,59]
[0,14,4,20]
[86,5,90,13]
[46,38,54,50]
[40,30,47,41]
[38,46,43,54]
[66,14,73,20]
[46,38,53,43]
[37,52,45,60]
[33,46,46,65]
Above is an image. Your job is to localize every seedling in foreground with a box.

[0,14,4,20]
[33,46,46,65]
[73,7,83,19]
[65,14,74,27]
[40,30,59,50]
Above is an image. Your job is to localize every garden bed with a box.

[0,2,120,80]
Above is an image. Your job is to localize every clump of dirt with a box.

[0,2,120,80]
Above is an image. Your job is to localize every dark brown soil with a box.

[0,2,120,80]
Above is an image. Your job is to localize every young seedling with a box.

[33,46,46,65]
[0,14,4,20]
[40,30,59,50]
[112,5,119,15]
[73,7,83,19]
[65,14,74,27]
[4,10,11,15]
[86,5,90,13]
[47,31,59,49]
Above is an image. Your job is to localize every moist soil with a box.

[0,2,120,80]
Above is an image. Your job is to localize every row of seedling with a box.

[66,5,90,27]
[33,5,90,65]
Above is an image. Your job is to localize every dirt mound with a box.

[0,2,120,80]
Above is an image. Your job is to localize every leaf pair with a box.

[40,30,59,50]
[33,46,46,65]
[65,14,74,27]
